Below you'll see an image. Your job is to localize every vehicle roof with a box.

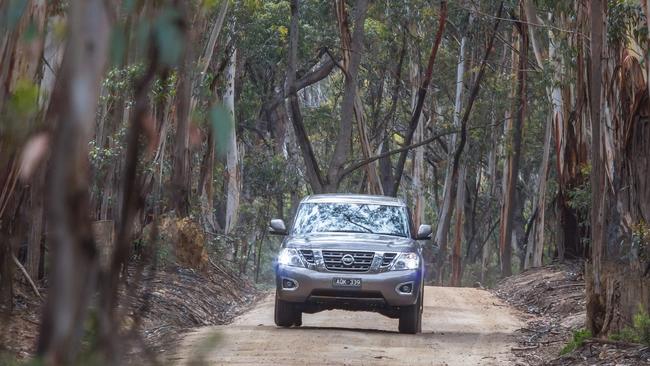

[301,194,406,207]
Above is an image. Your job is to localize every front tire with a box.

[274,291,297,327]
[398,290,423,334]
[293,311,302,327]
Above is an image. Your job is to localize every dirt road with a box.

[170,286,523,366]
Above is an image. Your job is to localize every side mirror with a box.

[269,219,287,235]
[416,224,432,240]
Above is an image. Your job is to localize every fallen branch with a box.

[584,338,644,348]
[511,344,539,351]
[12,254,42,300]
[552,283,585,290]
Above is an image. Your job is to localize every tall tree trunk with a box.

[434,15,468,283]
[390,1,447,196]
[434,4,502,284]
[521,4,564,269]
[224,45,240,234]
[27,171,45,279]
[194,0,229,232]
[377,34,406,194]
[327,0,368,191]
[199,128,218,231]
[409,47,425,227]
[499,10,528,278]
[641,0,650,101]
[286,0,325,193]
[37,1,109,362]
[451,165,466,286]
[335,0,381,194]
[448,15,473,285]
[586,0,606,335]
[171,27,192,217]
[353,94,383,194]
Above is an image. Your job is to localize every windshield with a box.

[292,202,410,237]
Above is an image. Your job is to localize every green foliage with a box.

[607,0,647,46]
[101,64,144,103]
[566,165,592,216]
[610,305,650,345]
[560,328,592,355]
[152,71,177,101]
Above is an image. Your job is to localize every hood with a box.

[283,232,416,252]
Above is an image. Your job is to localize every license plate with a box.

[332,278,361,288]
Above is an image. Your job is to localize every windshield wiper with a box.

[341,213,374,233]
[373,232,406,238]
[327,230,372,234]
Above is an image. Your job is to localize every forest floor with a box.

[0,262,261,363]
[168,286,523,366]
[5,263,649,365]
[495,262,650,365]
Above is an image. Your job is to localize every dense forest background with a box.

[1,0,650,364]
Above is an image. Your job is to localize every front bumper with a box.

[276,265,421,307]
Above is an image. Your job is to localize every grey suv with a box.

[270,194,431,334]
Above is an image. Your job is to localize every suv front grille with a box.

[322,250,374,272]
[300,250,315,264]
[381,252,397,267]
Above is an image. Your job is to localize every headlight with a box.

[277,248,304,267]
[391,252,420,271]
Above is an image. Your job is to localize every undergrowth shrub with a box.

[560,328,592,355]
[610,305,650,345]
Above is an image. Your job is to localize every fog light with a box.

[396,282,413,294]
[282,278,298,290]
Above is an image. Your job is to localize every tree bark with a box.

[27,170,45,279]
[450,165,466,286]
[335,0,382,194]
[326,0,368,191]
[435,13,470,283]
[224,44,240,234]
[587,0,606,335]
[499,8,528,278]
[286,0,325,193]
[390,1,447,196]
[408,41,426,227]
[521,4,564,269]
[171,32,192,217]
[37,0,110,363]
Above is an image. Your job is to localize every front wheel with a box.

[398,292,422,334]
[274,291,298,327]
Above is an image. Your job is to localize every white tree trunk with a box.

[433,27,467,248]
[409,52,425,227]
[195,1,229,233]
[524,9,564,268]
[224,46,240,234]
[354,94,383,194]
